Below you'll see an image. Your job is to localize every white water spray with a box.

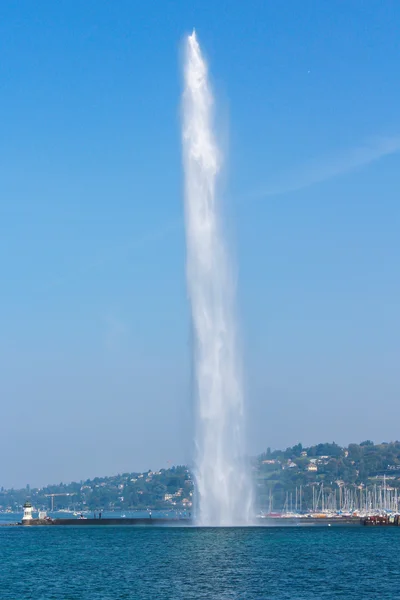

[182,31,253,526]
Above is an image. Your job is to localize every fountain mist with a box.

[182,31,253,526]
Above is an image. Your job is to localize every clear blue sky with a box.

[1,0,399,488]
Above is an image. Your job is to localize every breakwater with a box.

[19,517,192,526]
[13,516,363,527]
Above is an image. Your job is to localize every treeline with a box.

[0,466,192,512]
[2,441,400,512]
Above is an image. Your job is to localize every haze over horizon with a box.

[1,1,400,489]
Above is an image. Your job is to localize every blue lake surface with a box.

[1,524,399,599]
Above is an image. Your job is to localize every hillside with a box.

[2,441,400,513]
[254,440,400,512]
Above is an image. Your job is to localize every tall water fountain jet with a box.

[182,31,253,526]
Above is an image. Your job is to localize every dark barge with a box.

[362,515,400,526]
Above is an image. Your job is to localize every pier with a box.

[10,513,400,527]
[20,517,192,526]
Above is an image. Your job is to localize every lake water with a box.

[0,524,398,599]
